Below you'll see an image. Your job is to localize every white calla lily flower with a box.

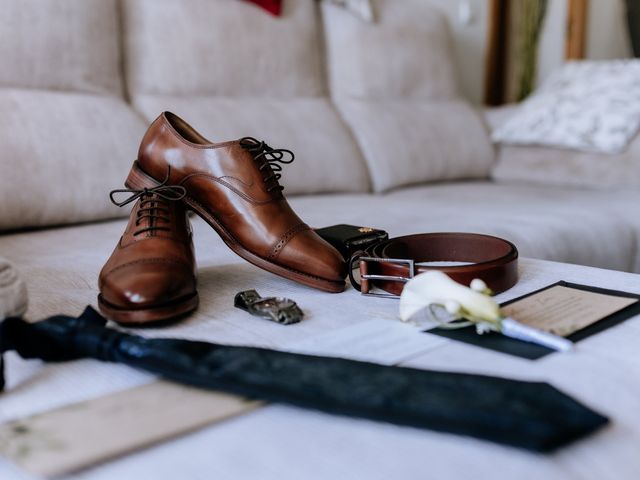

[444,300,461,315]
[398,270,573,352]
[470,278,489,293]
[399,271,501,325]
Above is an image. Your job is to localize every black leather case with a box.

[315,224,389,260]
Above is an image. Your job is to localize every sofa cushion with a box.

[321,0,458,100]
[288,183,640,273]
[0,89,147,231]
[132,95,371,194]
[492,144,640,191]
[0,183,637,321]
[0,0,122,95]
[123,0,324,97]
[337,100,494,192]
[323,1,493,192]
[487,106,640,190]
[377,183,639,274]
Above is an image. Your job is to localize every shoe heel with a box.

[125,161,162,190]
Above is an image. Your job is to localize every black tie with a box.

[0,307,607,452]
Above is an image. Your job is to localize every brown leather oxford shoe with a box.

[98,178,198,324]
[125,112,346,292]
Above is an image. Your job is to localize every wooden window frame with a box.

[484,0,588,105]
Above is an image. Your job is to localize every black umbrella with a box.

[0,307,607,452]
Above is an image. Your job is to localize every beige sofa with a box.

[1,0,639,321]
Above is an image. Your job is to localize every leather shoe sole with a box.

[97,291,199,325]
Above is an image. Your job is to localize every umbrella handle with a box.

[0,307,112,392]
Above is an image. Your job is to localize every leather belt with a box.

[350,233,519,298]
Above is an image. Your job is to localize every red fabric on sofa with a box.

[244,0,282,15]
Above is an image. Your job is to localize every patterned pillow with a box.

[493,60,640,154]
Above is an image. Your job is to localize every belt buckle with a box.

[355,256,416,299]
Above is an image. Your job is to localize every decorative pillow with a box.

[492,60,640,154]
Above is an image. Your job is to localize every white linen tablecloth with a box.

[1,258,640,480]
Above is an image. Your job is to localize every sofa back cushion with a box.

[322,0,494,192]
[124,0,371,195]
[123,0,325,97]
[338,99,494,192]
[131,97,372,195]
[0,90,146,231]
[322,0,458,100]
[0,0,122,95]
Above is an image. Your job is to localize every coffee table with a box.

[2,257,640,480]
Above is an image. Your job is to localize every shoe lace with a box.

[239,137,294,193]
[109,168,187,236]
